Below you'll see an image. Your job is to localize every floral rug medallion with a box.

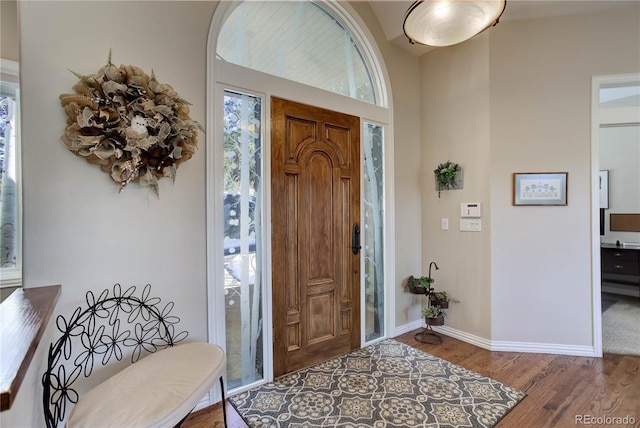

[229,339,526,427]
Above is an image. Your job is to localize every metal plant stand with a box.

[413,261,446,345]
[414,322,443,344]
[414,286,446,345]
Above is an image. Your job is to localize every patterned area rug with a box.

[229,339,526,427]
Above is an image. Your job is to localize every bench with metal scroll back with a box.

[42,283,227,428]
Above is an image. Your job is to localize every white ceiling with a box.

[369,0,637,56]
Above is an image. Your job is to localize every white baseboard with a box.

[490,340,597,357]
[393,320,423,337]
[394,321,597,357]
[195,385,228,412]
[430,325,492,350]
[394,322,492,351]
[194,395,212,412]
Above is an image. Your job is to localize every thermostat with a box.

[461,203,481,218]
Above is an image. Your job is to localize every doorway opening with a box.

[208,0,394,395]
[591,74,640,357]
[271,97,361,377]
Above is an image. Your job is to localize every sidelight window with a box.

[223,90,264,389]
[363,122,385,341]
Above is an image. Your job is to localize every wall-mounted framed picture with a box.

[599,170,609,209]
[512,172,568,206]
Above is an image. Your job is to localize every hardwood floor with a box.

[183,329,640,428]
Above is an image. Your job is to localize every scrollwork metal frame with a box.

[42,283,188,428]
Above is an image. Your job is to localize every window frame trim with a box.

[0,59,22,288]
[219,85,270,392]
[361,119,389,345]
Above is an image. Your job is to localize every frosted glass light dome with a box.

[403,0,506,47]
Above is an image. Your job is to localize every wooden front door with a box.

[271,97,361,377]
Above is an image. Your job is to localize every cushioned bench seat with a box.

[67,343,225,428]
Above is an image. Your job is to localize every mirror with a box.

[1,0,21,301]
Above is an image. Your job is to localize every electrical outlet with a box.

[441,218,449,230]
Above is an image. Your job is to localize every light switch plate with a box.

[441,218,449,230]
[460,219,482,231]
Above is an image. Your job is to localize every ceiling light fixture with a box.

[403,0,506,47]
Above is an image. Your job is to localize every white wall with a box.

[419,2,640,350]
[0,0,19,62]
[2,2,217,426]
[420,33,492,339]
[349,2,423,329]
[490,5,640,347]
[2,2,423,426]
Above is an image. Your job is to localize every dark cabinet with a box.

[601,244,640,299]
[602,249,639,275]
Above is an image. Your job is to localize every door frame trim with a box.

[590,72,640,358]
[209,63,395,393]
[207,0,395,398]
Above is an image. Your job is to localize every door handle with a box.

[352,224,362,255]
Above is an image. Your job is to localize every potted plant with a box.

[406,275,433,294]
[422,305,445,326]
[434,161,462,197]
[429,290,449,309]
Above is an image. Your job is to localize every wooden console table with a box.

[601,243,640,300]
[0,285,61,411]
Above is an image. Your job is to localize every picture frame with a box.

[512,172,568,206]
[599,170,609,209]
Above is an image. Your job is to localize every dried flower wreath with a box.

[60,52,203,196]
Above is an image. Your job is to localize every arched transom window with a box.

[217,1,378,105]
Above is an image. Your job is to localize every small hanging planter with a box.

[429,291,449,308]
[434,161,463,197]
[406,275,433,294]
[430,297,449,309]
[425,315,445,326]
[422,306,445,326]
